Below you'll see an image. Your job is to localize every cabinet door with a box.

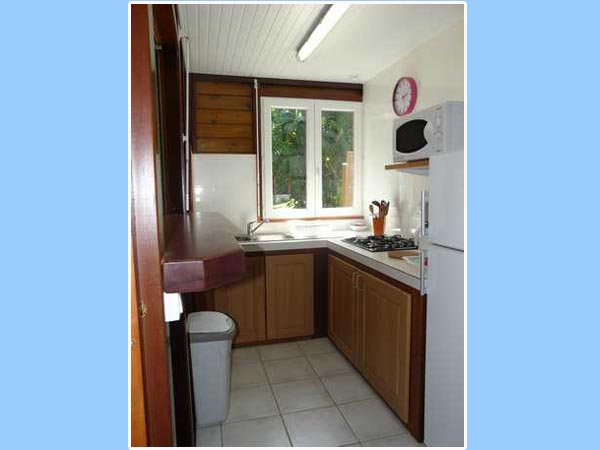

[358,271,412,422]
[328,256,358,364]
[214,256,266,345]
[266,254,314,339]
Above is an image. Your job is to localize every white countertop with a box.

[239,234,422,291]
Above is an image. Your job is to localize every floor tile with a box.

[298,337,337,355]
[231,361,268,389]
[321,372,377,404]
[272,378,334,414]
[263,356,316,384]
[307,351,355,377]
[362,433,423,447]
[195,425,221,447]
[232,347,260,363]
[343,444,362,447]
[283,406,357,447]
[339,398,409,442]
[258,342,303,361]
[226,385,279,423]
[222,415,291,447]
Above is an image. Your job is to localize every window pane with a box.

[271,108,307,209]
[321,111,354,208]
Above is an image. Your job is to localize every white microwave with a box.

[393,101,464,162]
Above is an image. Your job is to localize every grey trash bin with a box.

[187,311,236,427]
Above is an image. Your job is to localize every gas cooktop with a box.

[342,235,418,252]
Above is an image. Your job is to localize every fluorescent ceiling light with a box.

[297,4,350,62]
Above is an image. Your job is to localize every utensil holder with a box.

[372,216,386,236]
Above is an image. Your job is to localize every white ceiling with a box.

[177,3,464,83]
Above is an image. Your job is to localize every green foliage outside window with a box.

[321,111,354,208]
[271,108,307,209]
[270,108,354,210]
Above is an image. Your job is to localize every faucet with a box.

[246,219,270,236]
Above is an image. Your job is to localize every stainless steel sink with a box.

[235,233,292,242]
[254,233,292,241]
[235,235,255,242]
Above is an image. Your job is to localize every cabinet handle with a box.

[355,273,363,291]
[419,250,427,295]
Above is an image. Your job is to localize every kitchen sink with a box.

[254,233,292,241]
[235,235,255,242]
[235,233,292,242]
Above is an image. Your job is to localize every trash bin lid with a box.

[187,311,234,334]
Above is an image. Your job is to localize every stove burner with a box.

[343,235,417,252]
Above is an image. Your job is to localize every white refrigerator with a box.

[424,150,465,447]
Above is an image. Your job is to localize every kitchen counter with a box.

[240,234,422,291]
[161,212,422,292]
[161,212,246,293]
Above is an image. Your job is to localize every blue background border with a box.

[1,1,599,449]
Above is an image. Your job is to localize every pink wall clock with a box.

[393,77,418,116]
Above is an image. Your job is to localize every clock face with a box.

[393,77,417,116]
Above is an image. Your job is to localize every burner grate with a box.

[342,235,418,252]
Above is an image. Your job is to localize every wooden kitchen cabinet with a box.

[266,253,314,339]
[328,256,359,364]
[358,271,412,423]
[214,256,266,345]
[328,253,423,438]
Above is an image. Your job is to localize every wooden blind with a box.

[258,80,362,102]
[192,80,255,154]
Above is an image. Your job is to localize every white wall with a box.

[362,20,464,236]
[191,19,464,235]
[192,154,258,232]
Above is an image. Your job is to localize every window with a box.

[262,97,362,219]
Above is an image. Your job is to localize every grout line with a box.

[279,342,356,446]
[310,358,364,446]
[335,402,361,445]
[334,395,379,407]
[269,374,319,387]
[223,411,280,426]
[275,403,361,447]
[230,381,270,391]
[228,340,387,447]
[359,432,416,447]
[261,353,310,363]
[277,400,342,416]
[264,363,294,446]
[303,348,320,376]
[219,422,223,447]
[259,347,294,446]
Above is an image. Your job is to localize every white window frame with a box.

[261,97,362,219]
[262,97,315,219]
[315,100,362,217]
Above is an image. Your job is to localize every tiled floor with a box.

[196,338,424,447]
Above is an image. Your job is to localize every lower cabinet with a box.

[358,270,412,423]
[214,256,266,345]
[328,254,422,437]
[328,256,359,364]
[266,253,314,339]
[214,253,315,344]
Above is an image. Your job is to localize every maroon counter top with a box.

[161,212,245,293]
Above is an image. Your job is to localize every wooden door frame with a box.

[153,4,186,214]
[130,4,173,446]
[131,251,148,447]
